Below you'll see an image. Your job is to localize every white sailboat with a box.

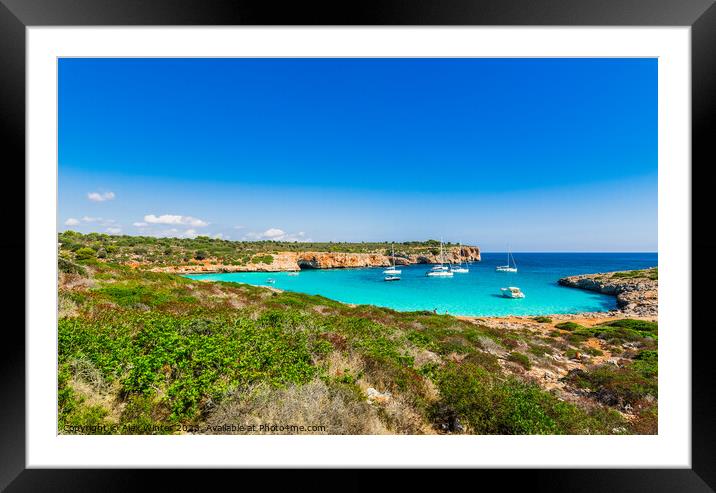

[496,247,518,273]
[451,242,469,273]
[427,239,454,277]
[383,243,402,275]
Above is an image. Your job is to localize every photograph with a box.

[57,57,658,436]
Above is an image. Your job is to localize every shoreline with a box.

[193,278,655,322]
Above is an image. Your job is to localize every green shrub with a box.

[59,257,87,275]
[632,350,658,379]
[555,322,584,331]
[507,352,531,370]
[563,363,657,408]
[528,345,552,357]
[75,247,97,261]
[532,316,553,323]
[599,319,658,334]
[432,362,624,434]
[583,347,603,357]
[572,319,658,343]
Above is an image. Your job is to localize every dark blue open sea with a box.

[186,252,657,317]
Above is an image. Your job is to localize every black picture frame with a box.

[2,0,714,489]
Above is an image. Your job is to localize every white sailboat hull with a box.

[427,271,454,277]
[383,268,402,275]
[496,266,517,272]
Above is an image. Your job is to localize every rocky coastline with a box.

[558,268,658,317]
[150,245,481,274]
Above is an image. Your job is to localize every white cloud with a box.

[263,228,286,239]
[144,214,208,227]
[80,216,117,227]
[87,191,115,202]
[243,228,310,242]
[183,229,198,238]
[106,227,121,235]
[64,218,80,226]
[133,222,148,227]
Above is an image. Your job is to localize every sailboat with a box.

[496,247,518,272]
[451,242,469,273]
[383,243,402,275]
[427,239,454,277]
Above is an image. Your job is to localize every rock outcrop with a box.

[152,246,481,274]
[558,268,658,317]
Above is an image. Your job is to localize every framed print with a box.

[3,0,715,488]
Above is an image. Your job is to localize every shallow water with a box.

[185,252,657,317]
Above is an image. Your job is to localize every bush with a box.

[75,247,97,261]
[194,250,208,260]
[59,257,87,275]
[555,322,583,331]
[507,352,531,370]
[563,363,657,408]
[572,319,658,344]
[431,362,624,434]
[532,316,553,323]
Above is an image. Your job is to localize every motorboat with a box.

[501,286,525,298]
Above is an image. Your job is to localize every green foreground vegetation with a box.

[58,231,458,267]
[58,253,658,435]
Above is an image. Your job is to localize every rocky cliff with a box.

[558,268,658,317]
[153,245,481,274]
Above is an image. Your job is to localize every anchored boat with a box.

[383,243,402,275]
[496,247,518,273]
[500,286,525,298]
[427,239,454,277]
[451,242,469,273]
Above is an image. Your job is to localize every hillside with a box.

[58,232,480,273]
[58,257,658,435]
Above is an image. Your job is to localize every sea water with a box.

[184,252,657,317]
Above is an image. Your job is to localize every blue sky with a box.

[58,58,657,251]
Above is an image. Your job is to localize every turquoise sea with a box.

[185,252,658,317]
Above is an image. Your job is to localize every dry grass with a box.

[475,336,503,355]
[59,273,95,291]
[204,380,389,435]
[58,293,79,318]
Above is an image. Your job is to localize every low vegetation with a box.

[58,231,460,267]
[607,267,658,281]
[57,254,658,435]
